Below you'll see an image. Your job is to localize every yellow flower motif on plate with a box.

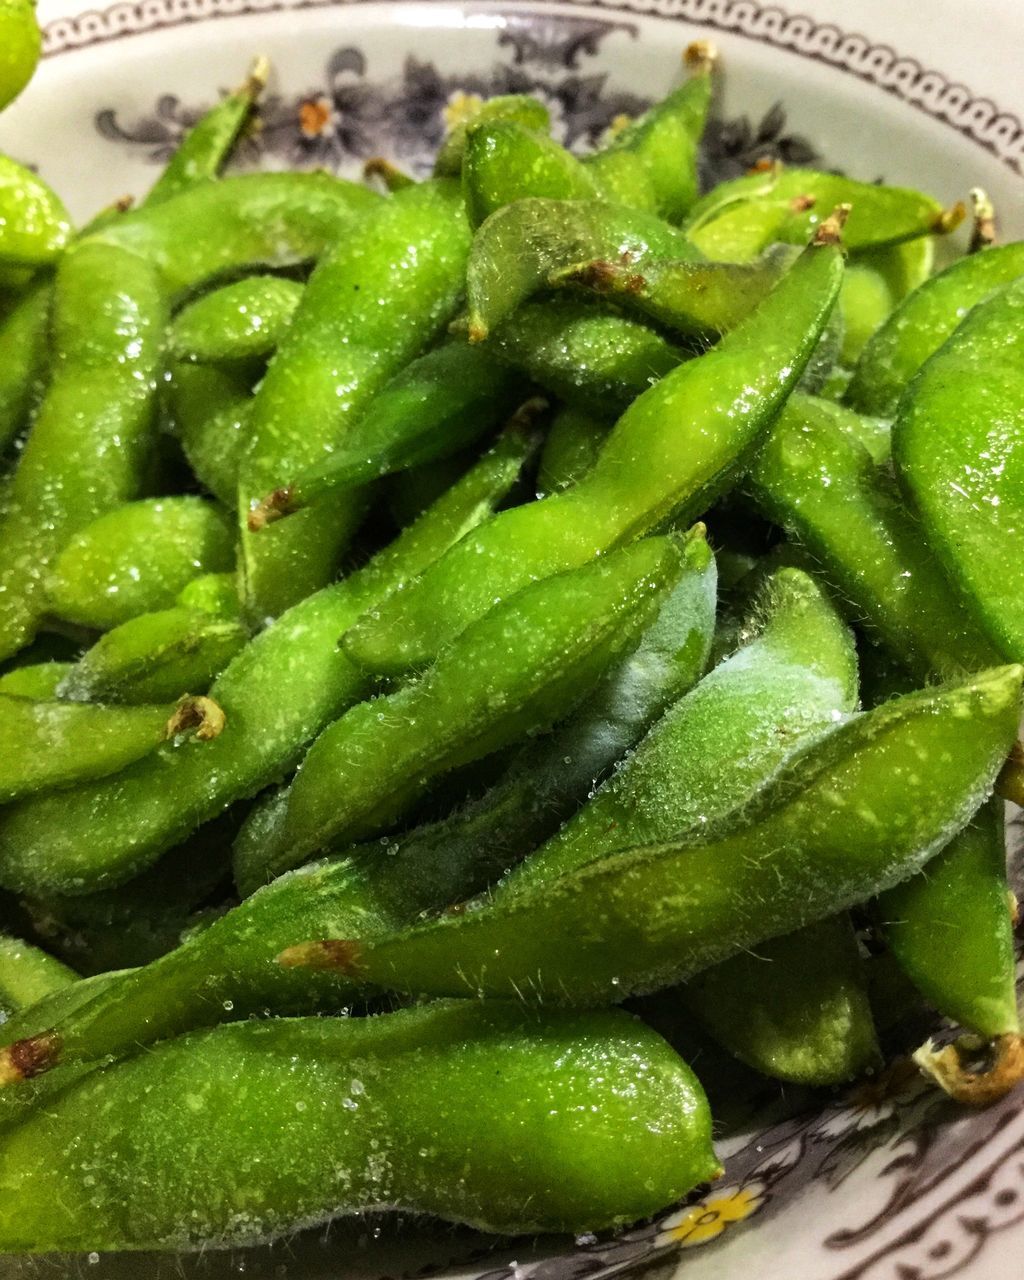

[655,1181,766,1249]
[443,90,485,131]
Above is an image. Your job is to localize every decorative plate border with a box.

[38,0,1024,177]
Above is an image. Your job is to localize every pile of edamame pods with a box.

[1,27,1024,1255]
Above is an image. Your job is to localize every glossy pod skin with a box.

[502,566,877,1085]
[0,241,168,661]
[0,661,70,698]
[258,341,523,521]
[0,0,40,109]
[837,236,934,366]
[0,1003,719,1248]
[47,497,236,630]
[683,168,953,260]
[90,172,380,298]
[746,394,1001,679]
[170,275,303,364]
[433,93,550,176]
[0,155,71,267]
[537,405,606,493]
[0,694,190,801]
[233,534,690,891]
[170,362,255,505]
[6,532,714,1072]
[290,665,1023,1003]
[343,227,844,677]
[846,241,1024,417]
[892,278,1024,662]
[877,799,1019,1039]
[464,197,700,340]
[56,608,248,704]
[0,433,535,897]
[491,299,684,419]
[0,279,49,452]
[239,179,472,619]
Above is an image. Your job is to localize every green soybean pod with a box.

[0,278,49,453]
[892,277,1024,663]
[0,241,168,662]
[464,197,701,341]
[0,694,183,801]
[90,172,380,299]
[433,93,550,176]
[586,47,713,223]
[462,120,605,228]
[239,179,472,619]
[500,565,875,1085]
[0,661,71,699]
[0,1003,719,1248]
[296,665,1023,1004]
[492,298,685,418]
[175,571,240,619]
[233,534,689,891]
[143,58,266,206]
[170,274,303,365]
[0,0,41,111]
[170,361,255,506]
[56,607,248,704]
[877,799,1018,1039]
[838,236,934,365]
[344,223,845,676]
[253,341,524,524]
[537,405,607,493]
[683,167,956,260]
[0,431,536,898]
[0,935,77,1019]
[0,154,72,267]
[846,241,1024,417]
[1,530,714,1073]
[746,393,1000,679]
[47,497,236,631]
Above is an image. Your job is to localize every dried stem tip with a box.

[934,200,967,236]
[969,187,997,251]
[240,55,271,99]
[248,486,295,532]
[277,939,362,974]
[684,40,718,73]
[363,158,415,193]
[813,203,851,246]
[0,1031,61,1088]
[166,696,227,743]
[914,1033,1024,1107]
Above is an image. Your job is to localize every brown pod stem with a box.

[914,1034,1024,1107]
[166,696,227,743]
[0,1030,61,1088]
[969,187,997,252]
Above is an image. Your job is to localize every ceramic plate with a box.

[2,2,1023,1277]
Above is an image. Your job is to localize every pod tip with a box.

[0,1030,61,1088]
[813,203,850,246]
[248,486,295,532]
[684,40,718,73]
[969,187,997,251]
[242,55,271,99]
[934,200,967,236]
[167,695,227,743]
[914,1033,1024,1107]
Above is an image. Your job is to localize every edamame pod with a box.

[0,0,40,110]
[170,361,255,505]
[234,534,690,890]
[142,57,266,206]
[0,1003,719,1247]
[0,935,76,1019]
[0,661,70,698]
[491,298,684,418]
[0,155,71,266]
[838,236,934,365]
[433,93,550,176]
[462,120,605,227]
[170,274,303,364]
[877,800,1018,1039]
[90,172,380,298]
[239,179,472,618]
[47,496,236,630]
[0,278,49,452]
[684,167,956,260]
[344,222,845,676]
[254,341,524,524]
[892,278,1024,662]
[176,571,240,618]
[57,607,248,704]
[0,241,168,661]
[538,405,606,493]
[0,694,186,801]
[0,431,536,897]
[464,197,700,340]
[747,393,1000,678]
[5,529,714,1071]
[846,241,1024,417]
[290,665,1023,1003]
